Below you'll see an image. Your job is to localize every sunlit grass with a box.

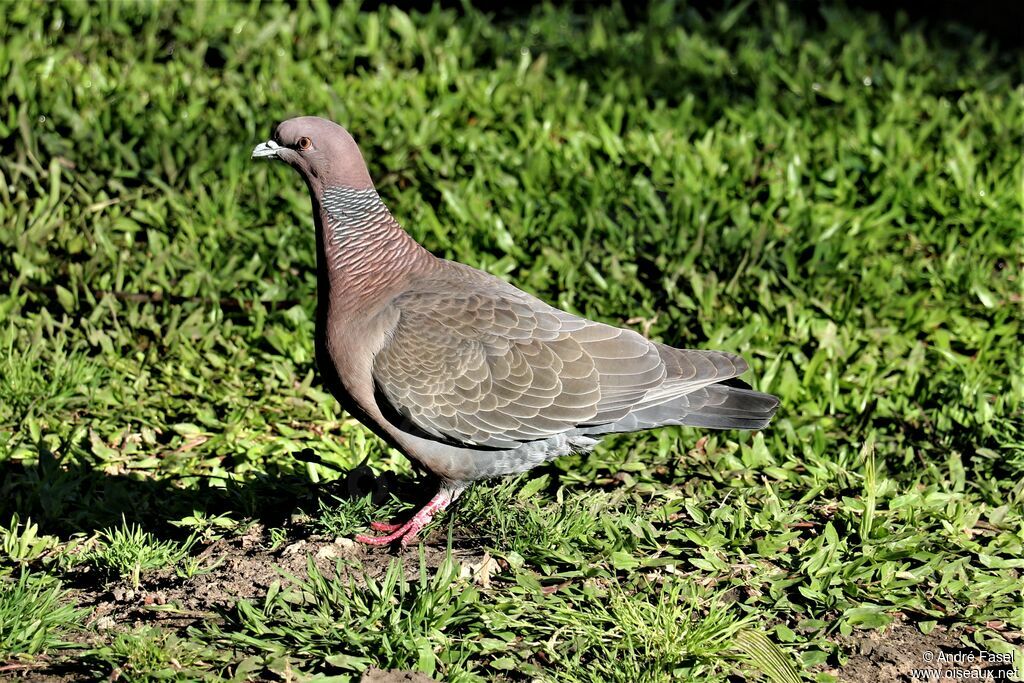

[0,0,1021,679]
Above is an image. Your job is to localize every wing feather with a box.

[372,273,745,448]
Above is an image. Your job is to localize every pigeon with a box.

[252,116,779,546]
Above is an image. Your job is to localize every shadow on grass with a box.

[0,446,435,540]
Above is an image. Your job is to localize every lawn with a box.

[0,1,1022,681]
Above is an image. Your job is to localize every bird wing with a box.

[371,275,746,449]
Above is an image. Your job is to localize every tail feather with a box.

[585,383,779,435]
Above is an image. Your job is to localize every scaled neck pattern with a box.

[318,186,427,305]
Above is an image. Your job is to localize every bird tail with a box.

[586,382,780,435]
[672,384,780,430]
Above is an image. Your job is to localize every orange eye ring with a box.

[298,137,312,151]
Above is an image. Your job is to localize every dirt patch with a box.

[9,524,486,682]
[828,618,1020,682]
[359,667,435,683]
[64,524,486,637]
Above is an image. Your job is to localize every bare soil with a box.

[69,524,478,637]
[359,668,435,683]
[829,617,1020,682]
[7,522,486,682]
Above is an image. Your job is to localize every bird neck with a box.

[312,186,431,309]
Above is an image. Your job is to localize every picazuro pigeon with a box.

[252,116,779,546]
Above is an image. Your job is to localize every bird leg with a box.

[355,482,468,547]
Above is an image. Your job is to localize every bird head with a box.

[252,116,374,190]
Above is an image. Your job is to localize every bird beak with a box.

[251,140,281,159]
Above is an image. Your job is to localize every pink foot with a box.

[355,518,426,546]
[355,483,467,547]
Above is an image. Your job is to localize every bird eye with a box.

[297,137,312,151]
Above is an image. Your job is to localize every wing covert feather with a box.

[372,277,743,448]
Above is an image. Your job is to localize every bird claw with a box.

[355,519,425,546]
[354,483,465,547]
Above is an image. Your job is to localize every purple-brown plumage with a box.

[253,116,779,545]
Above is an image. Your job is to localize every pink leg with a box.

[356,483,467,547]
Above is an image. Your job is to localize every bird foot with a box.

[355,518,428,546]
[355,483,466,547]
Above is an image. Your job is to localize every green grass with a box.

[1,515,61,565]
[313,491,414,539]
[209,552,800,682]
[84,626,224,682]
[1,0,1022,680]
[0,569,83,659]
[83,520,197,587]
